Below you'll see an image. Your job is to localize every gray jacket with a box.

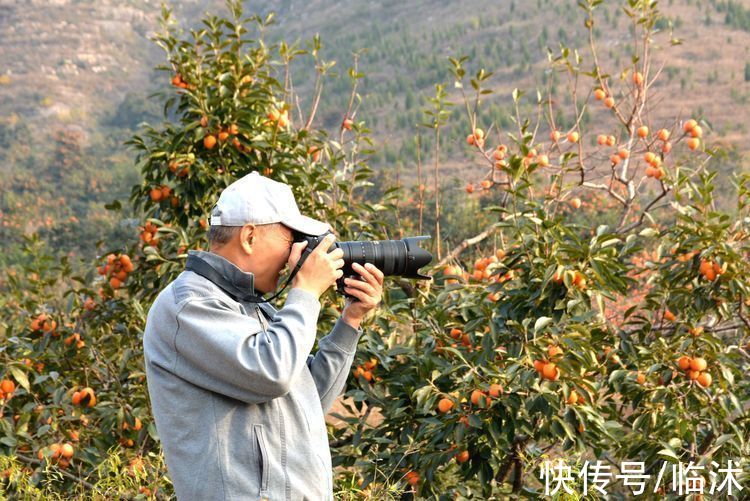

[143,250,363,500]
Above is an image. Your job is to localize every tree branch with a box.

[435,226,497,269]
[15,453,98,491]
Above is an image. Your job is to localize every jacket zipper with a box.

[254,307,267,333]
[254,424,270,498]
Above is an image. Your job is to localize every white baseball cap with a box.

[209,172,331,236]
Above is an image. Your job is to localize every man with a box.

[143,171,383,500]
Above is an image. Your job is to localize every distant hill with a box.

[4,0,750,159]
[1,0,750,263]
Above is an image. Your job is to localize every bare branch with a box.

[435,226,498,268]
[15,454,98,491]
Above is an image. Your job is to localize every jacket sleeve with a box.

[306,317,363,414]
[172,288,321,404]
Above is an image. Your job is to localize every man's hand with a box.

[341,262,383,329]
[290,234,345,298]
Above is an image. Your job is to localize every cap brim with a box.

[281,214,331,236]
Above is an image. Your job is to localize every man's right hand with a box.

[289,234,345,298]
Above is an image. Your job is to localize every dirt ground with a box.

[325,395,384,429]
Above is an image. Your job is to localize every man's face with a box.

[251,223,294,293]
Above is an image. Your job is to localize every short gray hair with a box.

[208,223,286,248]
[208,225,242,247]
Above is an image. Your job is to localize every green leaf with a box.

[8,366,30,392]
[608,369,627,384]
[105,200,122,211]
[534,316,553,333]
[412,386,431,407]
[720,364,734,386]
[35,425,51,438]
[657,447,679,462]
[468,414,483,428]
[714,434,735,448]
[553,416,576,441]
[0,436,17,447]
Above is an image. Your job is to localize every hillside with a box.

[3,1,750,143]
[2,0,750,264]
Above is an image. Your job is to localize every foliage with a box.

[2,0,750,499]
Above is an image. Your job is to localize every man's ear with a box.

[239,224,256,255]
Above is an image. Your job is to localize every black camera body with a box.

[291,230,433,297]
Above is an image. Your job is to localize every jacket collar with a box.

[185,250,260,302]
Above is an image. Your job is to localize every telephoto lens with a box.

[291,230,433,296]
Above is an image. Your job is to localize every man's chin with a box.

[254,273,285,296]
[255,284,271,295]
[255,281,278,296]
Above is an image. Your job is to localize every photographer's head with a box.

[207,172,331,294]
[209,222,298,293]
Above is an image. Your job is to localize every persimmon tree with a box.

[332,0,750,498]
[0,2,393,498]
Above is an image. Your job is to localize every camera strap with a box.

[251,250,310,303]
[250,243,315,303]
